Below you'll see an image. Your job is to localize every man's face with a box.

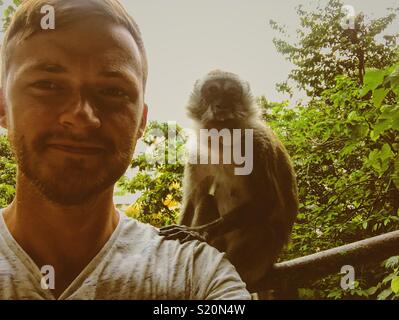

[0,17,147,205]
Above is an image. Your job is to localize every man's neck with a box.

[2,173,120,298]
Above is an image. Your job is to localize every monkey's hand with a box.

[159,225,210,243]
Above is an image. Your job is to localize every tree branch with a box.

[263,230,399,289]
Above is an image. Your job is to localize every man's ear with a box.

[0,88,7,129]
[137,103,148,138]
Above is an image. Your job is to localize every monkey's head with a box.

[187,70,259,128]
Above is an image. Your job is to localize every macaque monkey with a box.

[160,70,298,292]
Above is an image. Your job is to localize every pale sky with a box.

[119,0,399,129]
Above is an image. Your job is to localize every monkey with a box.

[159,70,299,293]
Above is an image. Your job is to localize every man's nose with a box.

[58,94,101,130]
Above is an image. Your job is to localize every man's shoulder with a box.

[116,214,231,273]
[99,214,250,299]
[118,214,220,256]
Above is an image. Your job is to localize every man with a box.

[0,0,251,299]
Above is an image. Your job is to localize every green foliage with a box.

[0,134,16,208]
[260,64,399,299]
[270,0,399,97]
[264,1,399,298]
[118,122,185,228]
[375,256,399,299]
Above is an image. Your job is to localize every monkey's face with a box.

[201,78,243,121]
[187,71,256,128]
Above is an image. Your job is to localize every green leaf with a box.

[384,65,399,88]
[340,143,357,157]
[347,111,361,123]
[393,156,399,187]
[354,123,369,139]
[367,286,378,296]
[385,256,399,269]
[391,277,399,294]
[372,88,389,108]
[367,144,394,175]
[380,104,399,120]
[371,105,399,140]
[380,143,394,160]
[368,149,382,173]
[361,69,387,97]
[370,119,391,141]
[383,273,398,284]
[377,288,392,300]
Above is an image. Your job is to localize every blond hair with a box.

[1,0,148,88]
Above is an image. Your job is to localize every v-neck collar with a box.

[0,208,124,300]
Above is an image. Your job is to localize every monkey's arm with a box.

[159,200,253,243]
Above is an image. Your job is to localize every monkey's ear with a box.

[137,103,148,138]
[0,88,8,129]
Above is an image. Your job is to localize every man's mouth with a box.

[47,142,106,155]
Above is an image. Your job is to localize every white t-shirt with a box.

[0,209,251,300]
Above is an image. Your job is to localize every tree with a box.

[259,63,399,299]
[266,0,399,298]
[270,0,399,97]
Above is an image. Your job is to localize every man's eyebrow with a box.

[99,69,140,88]
[21,62,140,88]
[25,62,68,73]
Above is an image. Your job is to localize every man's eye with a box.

[100,87,129,98]
[32,81,61,90]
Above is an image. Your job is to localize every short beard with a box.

[10,131,135,206]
